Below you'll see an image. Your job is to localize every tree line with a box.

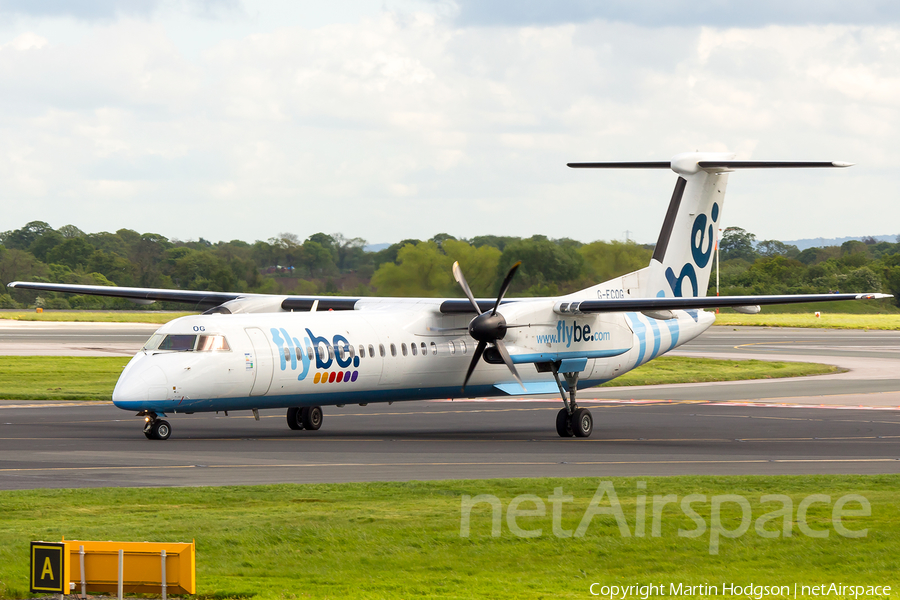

[0,221,897,309]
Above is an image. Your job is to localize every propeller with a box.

[452,260,525,393]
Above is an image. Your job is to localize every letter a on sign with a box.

[30,542,66,594]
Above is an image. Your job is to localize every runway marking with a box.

[0,402,112,409]
[4,397,900,414]
[2,458,898,474]
[2,434,898,444]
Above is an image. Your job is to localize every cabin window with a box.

[307,346,314,360]
[369,344,375,358]
[401,343,408,356]
[327,345,335,360]
[430,342,437,355]
[317,344,328,362]
[197,335,230,352]
[448,341,456,355]
[421,342,427,356]
[154,334,197,352]
[380,344,386,357]
[295,347,303,360]
[411,343,417,356]
[348,344,355,359]
[284,347,291,361]
[359,345,365,358]
[390,343,396,357]
[460,340,467,354]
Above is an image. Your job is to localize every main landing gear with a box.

[141,412,172,440]
[286,406,323,431]
[550,365,593,438]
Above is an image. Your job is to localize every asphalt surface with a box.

[0,323,899,489]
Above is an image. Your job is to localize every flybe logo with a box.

[269,328,360,384]
[664,202,719,297]
[536,320,611,348]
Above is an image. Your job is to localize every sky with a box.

[1,1,899,246]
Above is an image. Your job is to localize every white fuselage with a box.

[111,299,715,415]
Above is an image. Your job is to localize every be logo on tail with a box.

[665,202,719,297]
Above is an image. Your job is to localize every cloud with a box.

[0,9,899,244]
[450,0,900,28]
[0,0,240,20]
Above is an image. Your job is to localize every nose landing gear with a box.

[550,364,593,438]
[141,412,172,440]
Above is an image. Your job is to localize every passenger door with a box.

[245,327,274,396]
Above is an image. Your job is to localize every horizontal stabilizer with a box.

[568,161,852,170]
[568,161,670,169]
[558,293,891,314]
[697,161,853,169]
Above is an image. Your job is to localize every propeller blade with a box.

[494,340,525,391]
[452,261,482,315]
[426,326,469,333]
[492,261,521,316]
[462,340,487,392]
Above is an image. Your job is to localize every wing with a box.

[5,281,368,312]
[558,293,892,314]
[6,281,244,307]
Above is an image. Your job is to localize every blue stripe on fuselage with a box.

[626,313,647,365]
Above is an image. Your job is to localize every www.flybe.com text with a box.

[536,320,611,346]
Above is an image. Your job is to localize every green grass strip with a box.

[0,476,897,599]
[600,356,838,387]
[714,313,900,330]
[0,357,129,401]
[0,311,195,323]
[0,356,838,401]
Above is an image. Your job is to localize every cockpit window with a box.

[142,334,166,351]
[197,335,230,352]
[157,334,197,351]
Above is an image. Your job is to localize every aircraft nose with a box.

[112,360,169,409]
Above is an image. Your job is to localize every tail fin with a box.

[645,152,731,298]
[568,153,852,299]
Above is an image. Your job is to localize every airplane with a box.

[8,152,890,441]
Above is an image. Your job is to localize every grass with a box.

[0,357,129,401]
[0,476,897,599]
[714,313,900,330]
[0,356,838,401]
[599,356,838,387]
[0,311,195,323]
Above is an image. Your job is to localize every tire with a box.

[572,408,593,438]
[152,419,172,441]
[286,407,304,430]
[144,429,153,440]
[301,406,323,431]
[556,408,574,438]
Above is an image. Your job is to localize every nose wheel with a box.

[142,413,172,440]
[550,364,593,438]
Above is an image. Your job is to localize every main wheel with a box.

[151,419,172,440]
[301,406,323,430]
[556,408,575,438]
[144,429,153,440]
[286,407,304,430]
[572,408,593,438]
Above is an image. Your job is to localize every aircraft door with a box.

[245,327,274,396]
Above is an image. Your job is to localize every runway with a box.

[0,323,899,489]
